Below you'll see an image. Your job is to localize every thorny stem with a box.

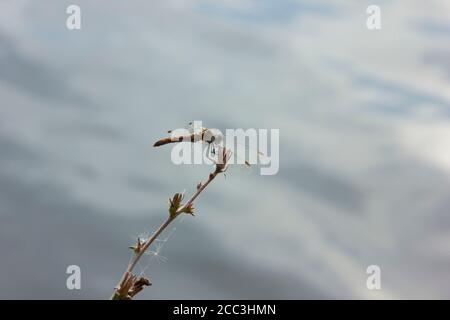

[110,215,174,300]
[179,171,218,212]
[110,168,221,300]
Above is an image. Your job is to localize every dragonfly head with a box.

[203,128,223,144]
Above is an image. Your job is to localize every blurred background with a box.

[1,0,450,299]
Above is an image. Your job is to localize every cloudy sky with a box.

[0,0,450,299]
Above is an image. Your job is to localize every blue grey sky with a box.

[0,0,450,299]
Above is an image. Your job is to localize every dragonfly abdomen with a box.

[153,133,198,147]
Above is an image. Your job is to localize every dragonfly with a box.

[153,122,266,169]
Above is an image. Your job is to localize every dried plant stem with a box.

[181,171,218,211]
[110,215,174,300]
[110,169,220,300]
